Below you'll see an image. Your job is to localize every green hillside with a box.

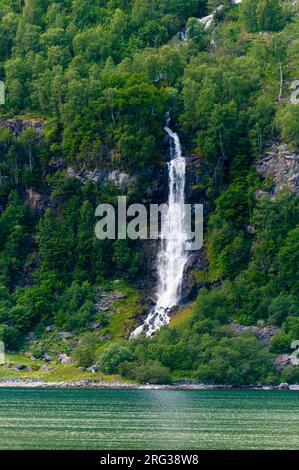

[0,0,299,385]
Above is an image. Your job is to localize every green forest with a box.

[0,0,299,385]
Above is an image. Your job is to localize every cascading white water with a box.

[181,0,243,39]
[131,124,189,338]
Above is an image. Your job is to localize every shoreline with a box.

[0,379,298,390]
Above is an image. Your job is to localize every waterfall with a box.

[180,0,243,39]
[131,124,189,338]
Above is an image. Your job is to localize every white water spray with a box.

[131,124,189,338]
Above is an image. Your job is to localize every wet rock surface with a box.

[181,247,208,302]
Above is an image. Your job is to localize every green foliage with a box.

[98,343,134,374]
[73,332,97,368]
[276,106,299,150]
[241,0,286,32]
[55,281,95,331]
[196,334,274,385]
[133,361,171,384]
[0,324,21,351]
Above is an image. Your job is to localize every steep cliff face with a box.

[0,118,208,307]
[256,142,299,195]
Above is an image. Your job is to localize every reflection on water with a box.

[0,388,298,450]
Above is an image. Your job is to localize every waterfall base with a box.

[130,306,173,338]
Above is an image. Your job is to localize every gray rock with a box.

[181,247,208,302]
[57,331,73,340]
[66,167,136,190]
[110,291,126,300]
[290,80,299,104]
[15,364,27,371]
[230,322,280,346]
[95,297,112,312]
[26,332,35,341]
[90,322,101,330]
[273,354,292,369]
[58,354,73,365]
[278,382,289,390]
[66,166,77,178]
[45,325,55,332]
[40,364,55,372]
[86,366,98,373]
[100,334,112,343]
[289,384,299,391]
[14,364,32,372]
[0,118,44,137]
[26,189,45,211]
[256,142,299,195]
[44,354,53,362]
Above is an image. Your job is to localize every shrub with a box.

[73,333,97,368]
[134,361,171,384]
[0,325,22,351]
[98,344,134,375]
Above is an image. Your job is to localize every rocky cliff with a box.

[256,142,299,195]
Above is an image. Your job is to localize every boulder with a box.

[40,364,55,372]
[278,382,289,390]
[14,364,27,371]
[110,291,126,300]
[58,354,73,365]
[57,331,73,340]
[26,332,35,341]
[44,354,53,362]
[86,365,98,373]
[14,364,32,372]
[45,325,55,333]
[100,334,112,343]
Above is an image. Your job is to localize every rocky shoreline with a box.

[0,378,298,390]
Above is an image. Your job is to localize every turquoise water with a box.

[0,388,298,450]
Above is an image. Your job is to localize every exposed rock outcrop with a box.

[26,188,46,211]
[67,166,137,190]
[0,118,44,136]
[230,322,280,346]
[256,142,299,195]
[290,80,299,104]
[181,247,208,302]
[273,354,293,369]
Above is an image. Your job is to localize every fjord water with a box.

[0,388,298,450]
[131,125,189,337]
